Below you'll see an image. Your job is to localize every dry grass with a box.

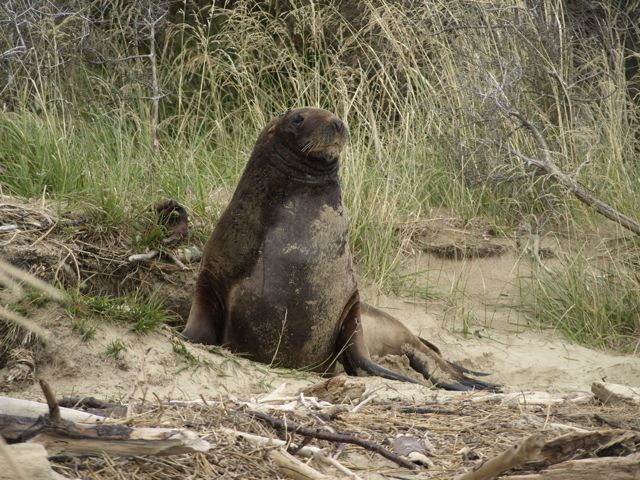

[48,392,640,479]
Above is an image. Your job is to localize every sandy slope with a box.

[2,215,639,402]
[4,250,639,404]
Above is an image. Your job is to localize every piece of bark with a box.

[0,443,55,480]
[500,452,640,479]
[27,421,211,457]
[536,429,640,467]
[454,434,545,480]
[592,382,640,406]
[270,449,329,480]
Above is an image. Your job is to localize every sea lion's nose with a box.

[331,117,345,133]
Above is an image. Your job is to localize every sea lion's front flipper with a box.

[182,277,224,345]
[338,298,421,384]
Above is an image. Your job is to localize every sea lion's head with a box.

[267,107,348,168]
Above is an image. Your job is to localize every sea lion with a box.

[183,107,494,390]
[361,303,500,391]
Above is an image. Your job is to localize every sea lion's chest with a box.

[224,194,356,368]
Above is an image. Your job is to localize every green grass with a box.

[105,339,125,358]
[68,291,174,335]
[71,318,97,341]
[527,254,640,352]
[1,0,639,350]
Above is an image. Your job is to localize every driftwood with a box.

[501,453,640,479]
[591,382,640,406]
[0,396,105,440]
[509,112,640,237]
[454,434,545,480]
[455,429,640,480]
[221,427,362,479]
[243,409,418,470]
[0,381,210,457]
[270,449,330,480]
[0,443,55,480]
[470,391,593,406]
[27,422,211,457]
[536,429,640,467]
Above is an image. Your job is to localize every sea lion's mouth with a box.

[306,141,344,162]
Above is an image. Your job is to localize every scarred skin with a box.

[183,107,498,390]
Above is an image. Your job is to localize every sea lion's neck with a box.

[261,143,340,184]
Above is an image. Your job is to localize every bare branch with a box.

[509,111,640,236]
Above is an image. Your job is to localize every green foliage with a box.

[105,339,125,358]
[71,318,97,341]
[1,0,639,349]
[527,255,640,352]
[68,291,173,335]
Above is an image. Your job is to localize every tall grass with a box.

[1,0,638,293]
[527,251,640,352]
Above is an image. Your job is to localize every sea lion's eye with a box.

[292,114,304,126]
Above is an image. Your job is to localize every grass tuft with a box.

[527,254,640,352]
[68,291,174,335]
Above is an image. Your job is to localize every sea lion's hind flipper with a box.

[182,280,224,345]
[338,301,421,384]
[446,360,492,377]
[405,344,502,392]
[418,337,491,377]
[404,350,468,391]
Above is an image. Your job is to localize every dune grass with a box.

[527,250,640,353]
[1,0,638,347]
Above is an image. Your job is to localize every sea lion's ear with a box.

[267,121,277,136]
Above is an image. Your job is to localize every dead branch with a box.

[25,421,211,457]
[220,427,321,457]
[536,429,640,467]
[39,379,61,424]
[0,394,210,456]
[454,434,545,480]
[591,382,640,406]
[270,449,330,480]
[509,112,640,236]
[242,409,418,470]
[500,452,640,479]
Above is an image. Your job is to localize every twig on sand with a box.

[221,427,363,479]
[242,409,419,470]
[270,449,329,480]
